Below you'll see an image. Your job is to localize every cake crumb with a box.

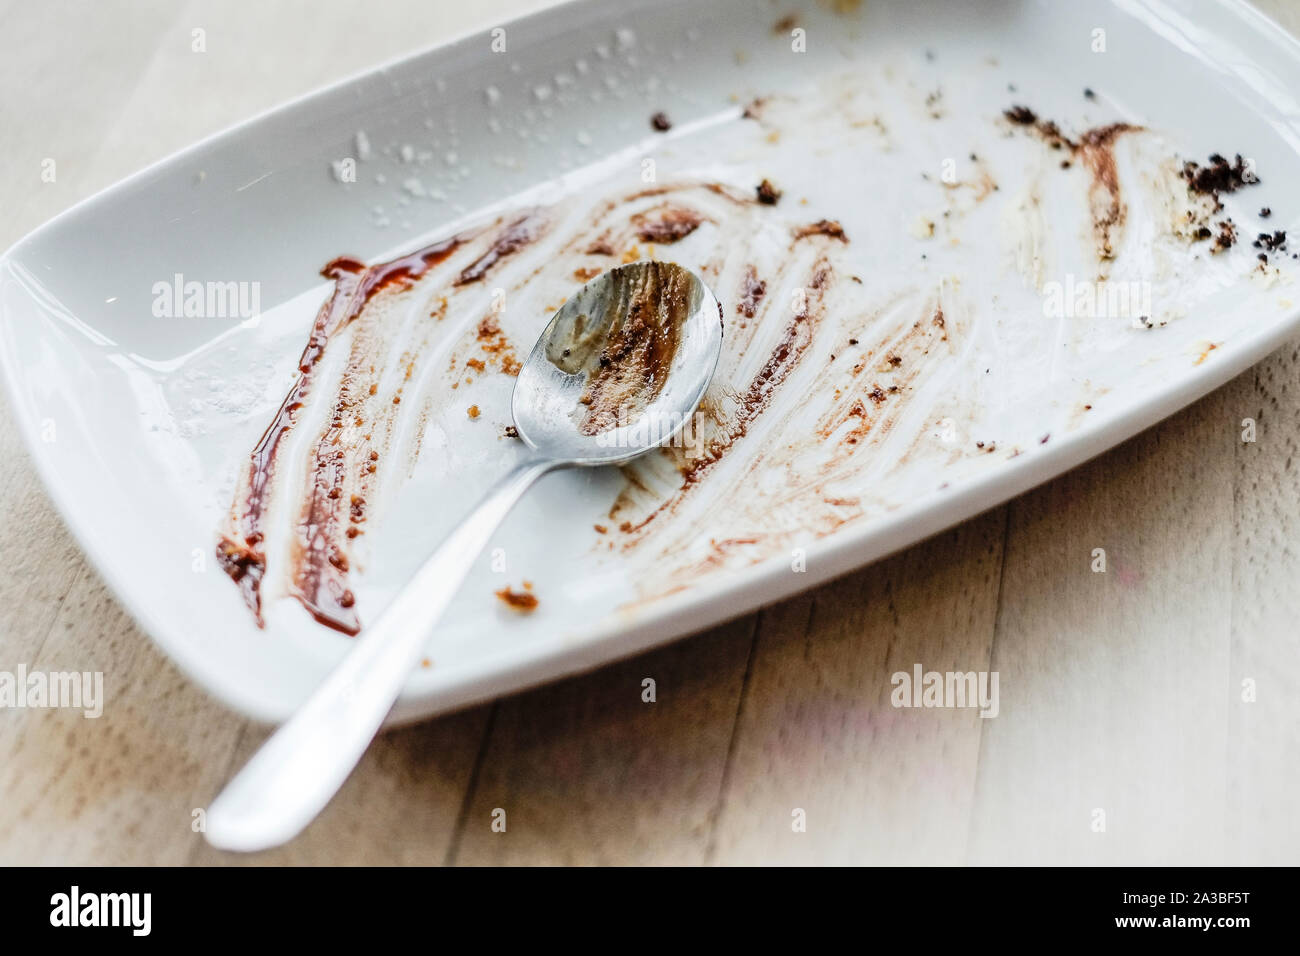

[756,178,782,205]
[495,586,538,612]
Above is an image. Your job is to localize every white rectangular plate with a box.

[5,0,1300,723]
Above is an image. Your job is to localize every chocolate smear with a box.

[547,261,694,436]
[217,235,465,630]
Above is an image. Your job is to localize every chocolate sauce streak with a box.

[618,255,835,536]
[737,266,767,319]
[793,219,848,242]
[632,204,707,244]
[455,213,547,286]
[215,223,530,632]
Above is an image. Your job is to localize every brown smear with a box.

[1005,107,1142,275]
[216,235,466,629]
[631,204,707,244]
[819,303,948,448]
[737,266,767,319]
[218,208,550,632]
[793,219,848,242]
[1074,124,1141,271]
[620,284,965,598]
[613,300,955,609]
[495,587,539,612]
[612,255,836,537]
[581,182,759,258]
[455,213,547,286]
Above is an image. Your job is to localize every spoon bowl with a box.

[512,260,721,464]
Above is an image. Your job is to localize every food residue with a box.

[495,586,539,612]
[547,260,694,435]
[215,70,1286,636]
[756,179,782,205]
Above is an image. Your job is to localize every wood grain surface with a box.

[1,0,1296,865]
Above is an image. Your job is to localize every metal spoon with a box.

[205,260,722,852]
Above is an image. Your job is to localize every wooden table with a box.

[2,0,1296,865]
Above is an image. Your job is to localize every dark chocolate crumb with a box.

[756,178,782,205]
[1257,230,1287,251]
[1213,220,1237,253]
[1004,105,1037,125]
[1182,153,1256,197]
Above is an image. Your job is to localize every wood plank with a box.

[1226,0,1300,871]
[0,571,241,864]
[1222,340,1300,864]
[968,393,1235,864]
[450,617,756,865]
[706,511,1006,865]
[190,706,492,865]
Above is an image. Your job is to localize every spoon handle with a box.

[205,455,559,852]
